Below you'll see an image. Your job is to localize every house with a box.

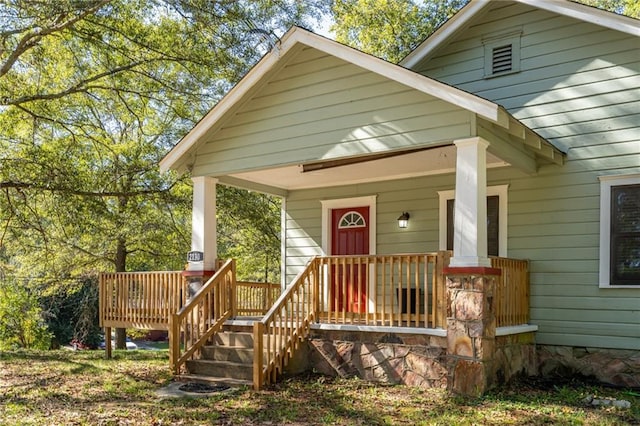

[100,0,639,395]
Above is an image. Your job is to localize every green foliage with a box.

[217,186,282,283]
[0,1,328,287]
[0,277,52,350]
[578,0,640,18]
[331,0,468,62]
[40,274,102,348]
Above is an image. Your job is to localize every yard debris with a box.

[583,395,631,409]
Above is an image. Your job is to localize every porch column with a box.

[450,137,491,268]
[190,176,217,271]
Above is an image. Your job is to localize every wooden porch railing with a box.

[169,259,236,374]
[491,256,530,327]
[316,252,450,329]
[99,271,186,330]
[237,281,281,316]
[253,257,319,390]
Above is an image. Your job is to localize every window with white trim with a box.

[599,174,640,288]
[438,185,508,257]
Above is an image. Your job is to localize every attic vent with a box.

[483,30,521,78]
[492,44,513,74]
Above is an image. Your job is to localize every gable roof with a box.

[160,26,519,173]
[401,0,640,69]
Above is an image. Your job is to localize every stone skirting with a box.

[301,330,640,392]
[304,328,538,392]
[538,345,640,388]
[494,332,538,383]
[307,329,449,388]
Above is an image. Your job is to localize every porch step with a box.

[202,345,254,364]
[211,331,254,348]
[184,328,257,384]
[185,359,253,382]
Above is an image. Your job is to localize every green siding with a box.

[416,1,639,350]
[284,174,452,283]
[192,47,474,177]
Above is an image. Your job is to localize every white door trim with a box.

[320,195,377,256]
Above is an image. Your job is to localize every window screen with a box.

[610,185,640,285]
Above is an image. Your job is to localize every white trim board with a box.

[320,195,377,256]
[598,174,640,289]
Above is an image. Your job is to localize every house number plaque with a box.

[187,251,204,262]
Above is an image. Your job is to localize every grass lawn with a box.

[0,350,638,425]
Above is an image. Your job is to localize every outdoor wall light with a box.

[397,212,410,229]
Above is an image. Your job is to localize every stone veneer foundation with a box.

[307,329,449,388]
[538,345,640,388]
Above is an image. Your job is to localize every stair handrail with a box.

[169,259,236,374]
[253,257,319,390]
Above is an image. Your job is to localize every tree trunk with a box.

[115,236,127,350]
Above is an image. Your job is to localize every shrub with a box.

[0,277,52,350]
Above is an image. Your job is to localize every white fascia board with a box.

[517,0,640,37]
[401,0,491,69]
[159,28,305,173]
[294,28,503,126]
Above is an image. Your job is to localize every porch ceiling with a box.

[223,145,508,192]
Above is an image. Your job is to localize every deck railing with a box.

[98,251,530,387]
[99,271,186,330]
[253,251,530,389]
[253,258,318,390]
[169,259,236,374]
[316,252,450,329]
[491,256,530,326]
[237,281,281,316]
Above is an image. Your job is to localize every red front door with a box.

[331,206,369,313]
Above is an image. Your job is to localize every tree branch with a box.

[0,0,112,79]
[6,59,156,106]
[0,180,178,198]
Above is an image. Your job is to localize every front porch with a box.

[99,251,532,393]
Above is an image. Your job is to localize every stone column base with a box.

[445,268,499,396]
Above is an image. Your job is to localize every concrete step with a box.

[185,359,253,382]
[177,373,252,388]
[202,345,254,364]
[212,331,254,348]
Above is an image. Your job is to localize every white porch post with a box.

[449,137,491,268]
[190,176,217,271]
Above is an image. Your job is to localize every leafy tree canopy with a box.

[0,0,328,279]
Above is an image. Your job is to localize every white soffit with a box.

[228,145,508,191]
